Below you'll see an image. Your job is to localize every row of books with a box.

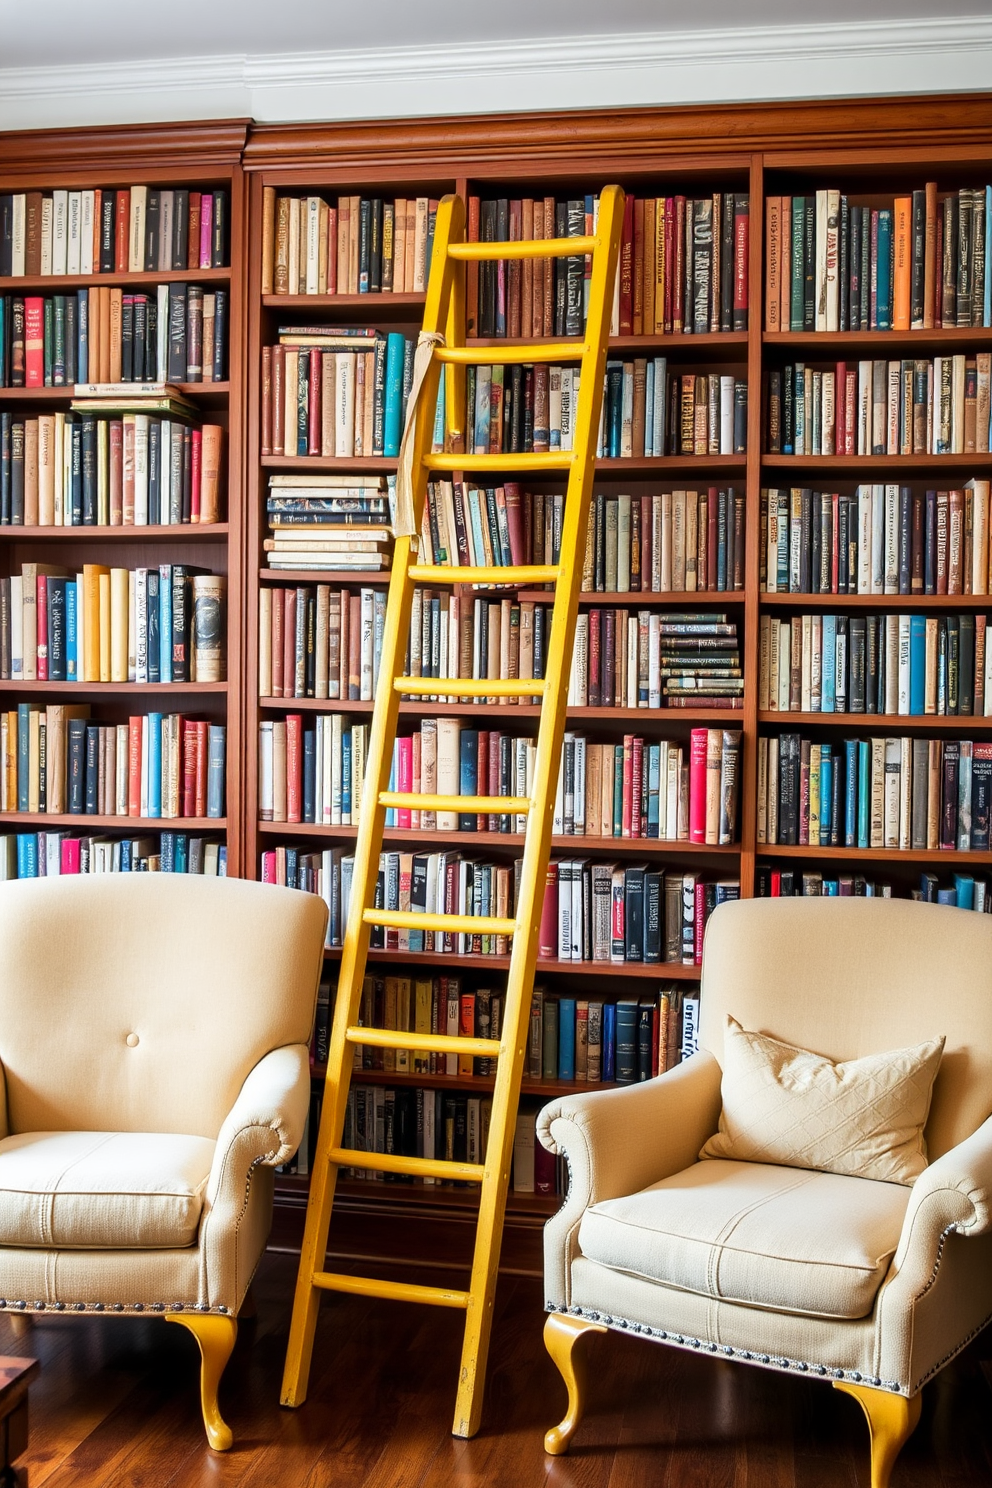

[569,609,744,709]
[262,474,390,575]
[263,191,436,296]
[0,565,225,684]
[760,612,991,717]
[416,482,748,593]
[756,865,992,910]
[464,191,750,339]
[0,285,228,388]
[456,360,748,459]
[757,732,992,850]
[0,186,229,278]
[760,482,992,596]
[0,707,226,819]
[766,354,991,457]
[0,829,227,879]
[261,330,416,459]
[260,839,735,965]
[764,186,991,334]
[257,714,742,845]
[0,408,225,527]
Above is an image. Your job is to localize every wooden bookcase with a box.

[0,121,249,874]
[3,95,990,1276]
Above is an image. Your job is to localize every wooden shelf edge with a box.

[319,946,702,977]
[0,814,226,830]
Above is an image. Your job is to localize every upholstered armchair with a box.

[0,873,327,1451]
[538,898,992,1488]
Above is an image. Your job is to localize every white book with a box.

[288,197,301,296]
[883,737,901,847]
[857,359,870,456]
[720,375,734,453]
[359,588,375,701]
[40,195,53,276]
[66,191,82,275]
[335,353,355,457]
[158,190,173,273]
[767,737,779,843]
[305,196,321,295]
[825,188,840,332]
[134,568,148,683]
[958,742,972,850]
[814,189,828,332]
[899,737,912,850]
[133,414,149,525]
[128,186,147,273]
[156,285,169,382]
[330,713,343,825]
[312,716,324,824]
[883,484,900,594]
[857,485,873,592]
[952,353,966,454]
[10,194,25,276]
[560,367,573,451]
[128,571,137,681]
[116,725,129,815]
[969,479,990,594]
[79,190,95,275]
[870,484,885,593]
[570,859,584,961]
[897,615,911,714]
[884,615,899,715]
[258,720,274,819]
[52,189,68,275]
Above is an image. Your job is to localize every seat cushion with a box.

[578,1158,911,1320]
[0,1131,215,1250]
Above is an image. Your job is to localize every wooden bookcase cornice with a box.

[243,93,992,174]
[0,119,250,175]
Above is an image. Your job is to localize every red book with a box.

[466,195,481,336]
[24,297,44,387]
[270,587,284,698]
[60,838,81,874]
[689,728,708,843]
[458,992,476,1076]
[396,735,412,829]
[36,574,48,680]
[672,196,686,333]
[831,494,840,594]
[845,371,857,455]
[261,850,277,884]
[286,713,303,824]
[663,198,675,332]
[534,1134,558,1195]
[114,190,130,273]
[194,720,208,817]
[199,194,213,270]
[187,194,201,269]
[182,719,197,816]
[733,195,749,330]
[621,734,633,838]
[640,494,652,585]
[538,863,559,960]
[618,194,634,335]
[487,729,500,833]
[771,869,782,897]
[109,420,123,525]
[190,428,202,522]
[503,481,525,566]
[128,717,142,816]
[835,362,847,455]
[631,736,644,838]
[308,348,322,456]
[476,730,488,831]
[587,608,601,706]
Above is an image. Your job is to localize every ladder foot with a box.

[543,1312,607,1455]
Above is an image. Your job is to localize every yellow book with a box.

[82,564,110,682]
[28,707,41,813]
[98,570,112,682]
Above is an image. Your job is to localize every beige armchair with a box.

[538,898,992,1488]
[0,872,327,1451]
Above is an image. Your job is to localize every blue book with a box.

[383,332,406,457]
[303,730,316,823]
[558,998,577,1081]
[16,834,38,879]
[466,486,488,567]
[430,364,446,455]
[646,744,660,836]
[17,703,31,812]
[615,999,639,1084]
[823,879,839,896]
[821,614,836,711]
[602,1002,617,1083]
[158,564,173,683]
[876,210,893,329]
[385,745,397,827]
[66,578,80,679]
[147,713,163,817]
[146,569,160,684]
[174,833,188,874]
[953,873,975,911]
[856,739,870,848]
[120,838,132,872]
[920,872,938,902]
[606,362,623,457]
[909,614,926,714]
[206,725,225,818]
[458,729,479,832]
[820,745,833,843]
[341,728,352,821]
[76,288,88,385]
[218,846,227,876]
[937,887,958,906]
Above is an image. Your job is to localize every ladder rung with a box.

[345,1027,501,1057]
[426,452,573,473]
[380,791,531,814]
[313,1272,471,1309]
[435,343,586,366]
[327,1147,485,1183]
[363,909,516,937]
[409,564,559,585]
[448,237,597,262]
[395,677,545,699]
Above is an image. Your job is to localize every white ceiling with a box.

[1,0,988,68]
[0,0,989,132]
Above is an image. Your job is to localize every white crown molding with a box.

[1,15,991,132]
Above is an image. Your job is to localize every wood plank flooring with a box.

[3,1252,991,1486]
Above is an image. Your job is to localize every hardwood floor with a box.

[4,1253,992,1486]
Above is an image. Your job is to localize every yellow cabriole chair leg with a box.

[166,1311,238,1451]
[543,1313,607,1455]
[834,1380,922,1488]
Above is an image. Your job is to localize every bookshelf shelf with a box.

[594,455,746,475]
[262,291,426,313]
[0,680,228,696]
[467,331,749,356]
[760,844,992,865]
[0,383,231,409]
[0,813,225,829]
[258,820,741,855]
[261,455,398,473]
[313,1065,622,1099]
[762,454,992,473]
[759,592,992,609]
[764,328,992,354]
[0,524,231,543]
[0,267,232,292]
[257,696,743,723]
[321,946,703,978]
[758,711,992,730]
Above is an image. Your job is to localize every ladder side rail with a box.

[451,184,626,1438]
[281,193,465,1409]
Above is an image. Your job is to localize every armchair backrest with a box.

[0,874,328,1140]
[699,897,992,1160]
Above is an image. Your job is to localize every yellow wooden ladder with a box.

[281,185,625,1438]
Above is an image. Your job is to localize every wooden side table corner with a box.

[0,1357,40,1487]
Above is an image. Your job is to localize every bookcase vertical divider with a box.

[741,153,766,897]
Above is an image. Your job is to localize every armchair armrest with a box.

[0,1059,7,1141]
[205,1043,312,1207]
[539,1052,723,1310]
